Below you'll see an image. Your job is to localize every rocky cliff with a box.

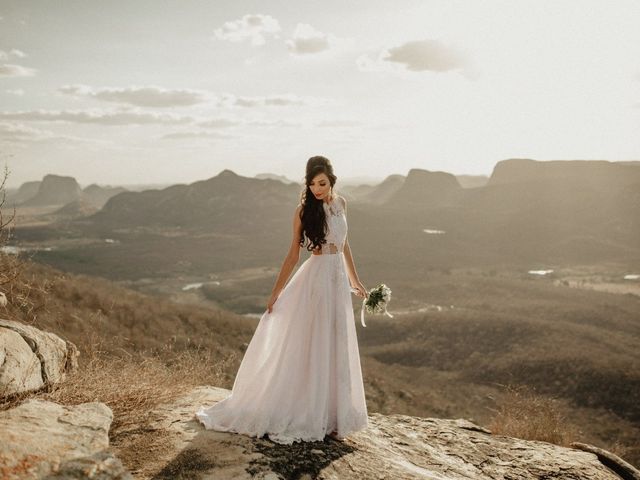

[134,386,639,480]
[2,383,638,479]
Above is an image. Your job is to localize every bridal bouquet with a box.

[351,283,393,327]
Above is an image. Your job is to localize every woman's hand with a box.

[351,280,368,298]
[267,291,280,313]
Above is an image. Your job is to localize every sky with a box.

[1,0,640,188]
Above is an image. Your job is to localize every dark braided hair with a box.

[298,156,338,252]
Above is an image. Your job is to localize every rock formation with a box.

[126,385,639,479]
[0,381,637,479]
[0,318,79,397]
[20,174,84,207]
[6,181,41,205]
[386,168,462,208]
[88,169,300,232]
[0,399,130,479]
[488,158,640,188]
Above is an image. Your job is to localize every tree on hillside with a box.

[1,164,16,250]
[0,161,48,321]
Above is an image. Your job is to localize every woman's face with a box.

[309,173,331,201]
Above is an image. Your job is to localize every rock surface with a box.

[0,398,125,479]
[0,318,79,397]
[125,385,635,479]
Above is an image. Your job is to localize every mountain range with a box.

[8,159,640,266]
[7,174,127,209]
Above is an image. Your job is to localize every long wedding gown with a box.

[195,196,369,444]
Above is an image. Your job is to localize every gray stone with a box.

[0,398,118,478]
[126,385,636,479]
[0,318,79,397]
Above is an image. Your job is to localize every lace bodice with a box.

[320,196,347,254]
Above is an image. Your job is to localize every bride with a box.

[195,155,369,444]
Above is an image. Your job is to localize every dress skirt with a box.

[195,252,369,444]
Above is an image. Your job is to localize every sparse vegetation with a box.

[37,332,234,434]
[487,383,578,445]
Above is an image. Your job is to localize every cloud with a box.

[197,118,239,128]
[357,39,479,80]
[197,117,300,128]
[0,121,53,143]
[384,39,468,72]
[0,121,109,146]
[213,14,281,46]
[0,49,27,60]
[0,108,194,125]
[0,108,305,130]
[316,119,362,128]
[286,24,355,56]
[0,50,32,77]
[57,84,331,109]
[5,89,25,96]
[286,23,331,55]
[161,130,232,140]
[58,84,211,107]
[0,63,36,77]
[216,93,332,108]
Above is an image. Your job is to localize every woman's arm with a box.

[341,196,367,296]
[343,238,361,286]
[267,204,303,311]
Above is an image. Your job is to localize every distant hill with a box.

[254,173,296,184]
[50,199,100,219]
[21,175,82,207]
[341,174,405,204]
[342,160,639,266]
[87,169,301,233]
[455,174,489,188]
[12,175,127,212]
[386,168,463,208]
[82,184,128,209]
[7,181,41,205]
[17,159,640,270]
[488,158,640,189]
[360,174,405,204]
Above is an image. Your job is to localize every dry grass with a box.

[487,383,637,462]
[0,328,238,477]
[26,332,237,436]
[487,383,579,446]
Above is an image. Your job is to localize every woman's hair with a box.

[298,155,338,252]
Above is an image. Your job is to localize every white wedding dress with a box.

[195,196,369,444]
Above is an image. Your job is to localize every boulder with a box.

[0,319,79,397]
[0,398,131,479]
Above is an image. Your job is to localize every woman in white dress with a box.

[195,156,369,444]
